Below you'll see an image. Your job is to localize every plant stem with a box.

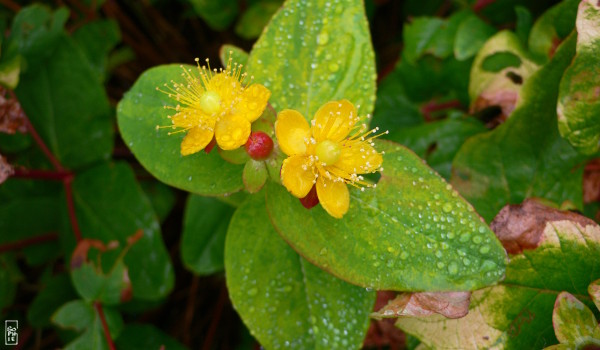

[201,284,228,350]
[0,233,59,254]
[12,168,72,181]
[473,0,496,12]
[63,175,83,242]
[94,302,116,350]
[421,99,462,121]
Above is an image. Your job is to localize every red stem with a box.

[64,175,83,243]
[421,99,462,121]
[94,302,116,350]
[0,233,59,254]
[201,284,228,350]
[12,168,72,181]
[473,0,496,12]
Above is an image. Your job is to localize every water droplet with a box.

[481,259,496,271]
[459,233,470,242]
[400,252,409,260]
[247,288,258,296]
[328,63,339,72]
[435,250,443,258]
[442,203,453,213]
[472,236,483,244]
[320,247,328,255]
[448,262,458,275]
[283,285,292,293]
[437,262,445,269]
[462,258,471,266]
[387,247,395,253]
[317,32,329,45]
[479,245,490,254]
[478,226,486,233]
[447,232,455,239]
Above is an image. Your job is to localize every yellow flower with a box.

[275,100,385,218]
[157,55,271,155]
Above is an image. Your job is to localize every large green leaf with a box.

[267,140,506,291]
[452,34,585,222]
[14,33,113,170]
[225,194,374,349]
[117,65,245,195]
[181,195,235,275]
[185,0,238,30]
[72,19,121,82]
[61,162,174,300]
[557,0,600,155]
[396,218,600,349]
[246,0,376,119]
[115,324,188,350]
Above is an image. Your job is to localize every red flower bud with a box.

[245,131,274,160]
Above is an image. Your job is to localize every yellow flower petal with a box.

[207,73,241,108]
[238,84,271,123]
[171,108,205,128]
[316,176,349,219]
[281,155,316,198]
[312,100,358,143]
[335,141,383,175]
[214,114,251,150]
[275,109,310,156]
[180,127,214,156]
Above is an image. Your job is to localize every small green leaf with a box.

[226,193,375,349]
[27,273,77,328]
[181,195,234,275]
[515,6,532,46]
[62,162,174,300]
[397,214,600,349]
[72,19,121,82]
[243,159,268,193]
[403,17,444,63]
[552,292,600,346]
[557,0,600,155]
[0,54,21,89]
[0,254,22,310]
[453,34,584,222]
[53,300,123,350]
[219,44,248,67]
[186,0,238,30]
[246,0,376,118]
[267,140,506,291]
[115,324,188,350]
[454,15,496,61]
[235,1,282,40]
[117,64,245,195]
[529,0,580,62]
[71,254,129,305]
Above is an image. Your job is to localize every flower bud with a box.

[245,131,274,160]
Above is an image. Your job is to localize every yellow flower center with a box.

[198,91,221,115]
[315,140,341,166]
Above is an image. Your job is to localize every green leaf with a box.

[246,0,376,119]
[243,159,268,193]
[0,54,21,89]
[453,34,585,222]
[8,4,69,64]
[28,273,77,328]
[557,0,600,155]
[186,0,238,30]
[515,6,533,46]
[403,17,444,63]
[529,0,580,62]
[396,216,600,349]
[219,44,248,67]
[267,140,506,291]
[0,254,22,310]
[454,15,496,61]
[181,195,235,275]
[53,300,123,350]
[552,292,600,346]
[71,254,129,305]
[62,162,174,300]
[115,324,188,350]
[225,193,375,349]
[117,64,245,195]
[72,19,121,82]
[235,1,282,40]
[14,34,113,169]
[387,118,487,179]
[139,180,176,223]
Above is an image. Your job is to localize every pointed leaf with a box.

[557,0,600,155]
[246,0,376,119]
[267,140,506,291]
[397,204,600,349]
[117,64,244,195]
[181,195,234,275]
[226,193,375,349]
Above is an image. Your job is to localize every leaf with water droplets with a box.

[225,193,375,349]
[557,0,600,155]
[267,140,506,291]
[246,0,376,119]
[117,65,244,195]
[397,202,600,349]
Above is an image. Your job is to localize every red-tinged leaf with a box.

[0,88,26,134]
[0,154,14,184]
[126,229,144,246]
[584,159,600,204]
[372,291,471,319]
[120,269,132,303]
[490,199,597,254]
[70,238,118,269]
[552,292,600,346]
[364,291,406,350]
[588,279,600,313]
